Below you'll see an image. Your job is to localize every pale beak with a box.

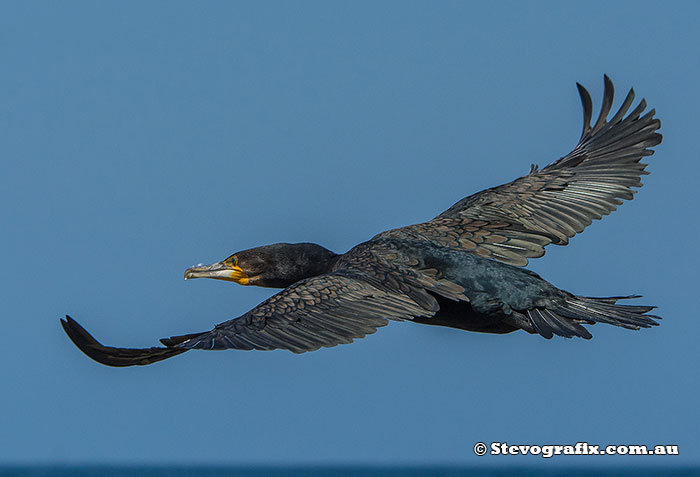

[184,261,249,284]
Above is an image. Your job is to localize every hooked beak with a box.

[184,261,249,285]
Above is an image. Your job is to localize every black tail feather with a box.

[526,308,593,340]
[527,295,659,340]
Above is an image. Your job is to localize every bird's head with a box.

[184,242,338,288]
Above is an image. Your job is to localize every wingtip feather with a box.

[576,82,593,140]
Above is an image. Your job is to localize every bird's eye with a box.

[232,256,238,266]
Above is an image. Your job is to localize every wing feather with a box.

[376,75,661,266]
[175,273,435,353]
[60,316,188,367]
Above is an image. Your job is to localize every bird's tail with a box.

[524,295,660,339]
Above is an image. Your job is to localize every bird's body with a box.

[62,75,663,366]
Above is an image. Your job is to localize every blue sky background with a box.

[1,0,698,468]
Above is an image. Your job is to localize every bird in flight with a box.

[62,75,662,367]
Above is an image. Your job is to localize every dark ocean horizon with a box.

[1,466,698,477]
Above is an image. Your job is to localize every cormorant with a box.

[62,75,662,367]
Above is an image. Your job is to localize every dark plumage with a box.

[62,75,662,367]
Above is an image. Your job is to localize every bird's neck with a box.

[256,244,340,288]
[286,247,340,282]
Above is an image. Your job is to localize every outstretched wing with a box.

[377,75,662,266]
[171,241,467,353]
[61,316,189,367]
[171,272,435,353]
[173,241,467,353]
[60,276,426,366]
[61,243,464,366]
